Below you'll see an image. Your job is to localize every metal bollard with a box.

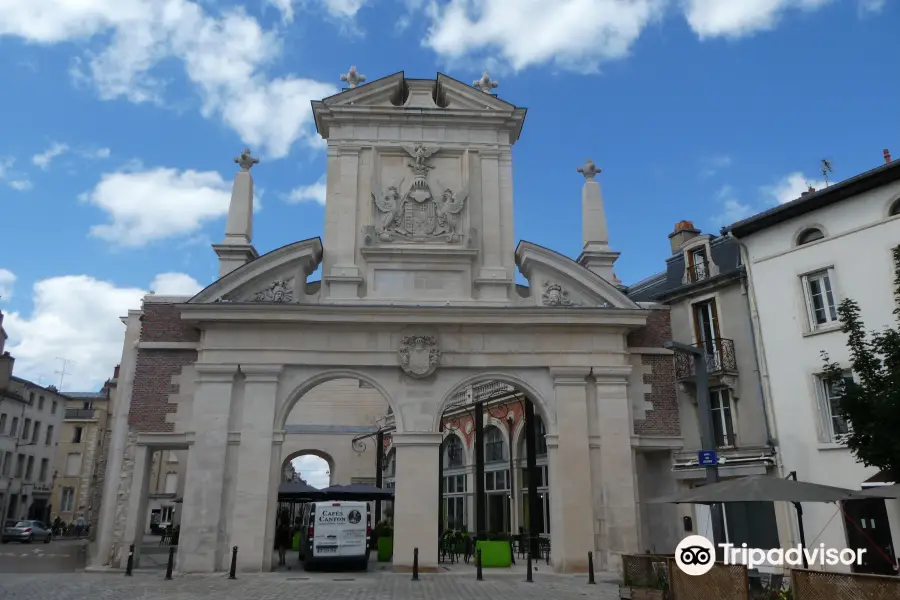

[476,548,483,581]
[412,547,419,581]
[588,551,595,584]
[228,546,238,579]
[526,551,533,583]
[125,544,135,576]
[165,546,176,580]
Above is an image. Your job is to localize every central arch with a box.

[432,370,554,433]
[274,368,403,432]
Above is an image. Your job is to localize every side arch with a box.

[282,448,336,486]
[275,368,402,432]
[433,371,554,434]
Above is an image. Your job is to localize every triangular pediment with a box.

[189,238,323,304]
[515,241,640,309]
[320,71,407,108]
[435,73,520,112]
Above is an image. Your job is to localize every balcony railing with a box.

[674,338,738,380]
[65,408,96,420]
[685,261,711,284]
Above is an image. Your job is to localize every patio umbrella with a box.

[646,475,872,570]
[646,475,872,504]
[278,480,321,499]
[861,484,900,499]
[318,484,394,500]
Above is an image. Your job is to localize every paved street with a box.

[0,570,621,600]
[0,539,87,573]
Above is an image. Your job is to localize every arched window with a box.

[484,426,505,462]
[890,199,900,217]
[444,435,464,468]
[519,415,548,457]
[797,227,825,246]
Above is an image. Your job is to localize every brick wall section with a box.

[129,301,199,433]
[628,308,680,437]
[139,303,200,343]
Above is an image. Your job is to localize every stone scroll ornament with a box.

[371,144,469,243]
[250,280,294,303]
[398,335,442,378]
[541,281,580,307]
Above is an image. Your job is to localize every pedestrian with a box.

[74,514,85,538]
[275,519,291,566]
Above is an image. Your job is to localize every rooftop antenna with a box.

[821,159,833,187]
[55,357,76,389]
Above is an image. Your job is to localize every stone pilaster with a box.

[177,364,236,573]
[547,367,596,573]
[323,146,363,298]
[594,367,639,572]
[391,432,442,572]
[121,444,153,567]
[229,365,281,571]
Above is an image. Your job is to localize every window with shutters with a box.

[802,269,839,331]
[817,372,854,442]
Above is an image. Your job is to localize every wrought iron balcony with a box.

[674,338,738,380]
[65,408,96,420]
[686,261,711,284]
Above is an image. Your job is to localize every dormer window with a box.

[797,228,825,246]
[686,246,710,283]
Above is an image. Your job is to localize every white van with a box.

[298,501,370,569]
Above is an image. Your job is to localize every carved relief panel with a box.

[367,145,470,245]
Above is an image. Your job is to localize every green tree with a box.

[820,246,900,482]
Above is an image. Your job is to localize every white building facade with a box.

[725,156,900,574]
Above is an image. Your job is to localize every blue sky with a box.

[0,0,895,391]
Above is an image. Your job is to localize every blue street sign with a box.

[698,450,718,467]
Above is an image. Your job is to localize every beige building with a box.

[0,311,67,523]
[50,385,114,525]
[92,71,683,575]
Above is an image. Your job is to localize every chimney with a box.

[800,186,815,197]
[668,220,701,254]
[885,149,892,164]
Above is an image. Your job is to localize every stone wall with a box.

[628,308,680,437]
[87,426,112,539]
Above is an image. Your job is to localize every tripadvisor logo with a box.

[675,535,867,576]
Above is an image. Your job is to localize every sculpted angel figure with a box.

[373,183,405,238]
[435,185,468,240]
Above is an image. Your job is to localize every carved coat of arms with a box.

[398,334,441,378]
[371,144,468,243]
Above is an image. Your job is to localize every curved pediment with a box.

[189,238,323,304]
[514,241,640,309]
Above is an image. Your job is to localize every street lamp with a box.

[663,340,728,556]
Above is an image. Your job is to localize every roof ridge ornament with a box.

[473,71,498,94]
[577,158,600,181]
[234,148,259,172]
[340,66,366,88]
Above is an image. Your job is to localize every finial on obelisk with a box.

[234,148,259,172]
[473,71,498,94]
[340,66,366,88]
[577,158,601,181]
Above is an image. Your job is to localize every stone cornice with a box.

[240,364,283,382]
[178,302,649,327]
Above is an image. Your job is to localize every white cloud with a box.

[682,0,833,40]
[419,0,664,71]
[150,272,203,296]
[291,454,330,488]
[267,0,295,22]
[0,269,15,301]
[762,171,832,205]
[858,0,885,13]
[287,176,327,205]
[319,0,367,18]
[2,273,176,389]
[0,157,32,191]
[713,184,753,226]
[700,155,731,178]
[83,147,112,159]
[0,0,336,159]
[82,166,232,247]
[32,142,69,170]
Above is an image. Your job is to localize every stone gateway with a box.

[90,71,682,576]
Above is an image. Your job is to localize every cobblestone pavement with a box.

[0,539,87,573]
[0,570,621,599]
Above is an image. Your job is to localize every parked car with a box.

[1,520,52,543]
